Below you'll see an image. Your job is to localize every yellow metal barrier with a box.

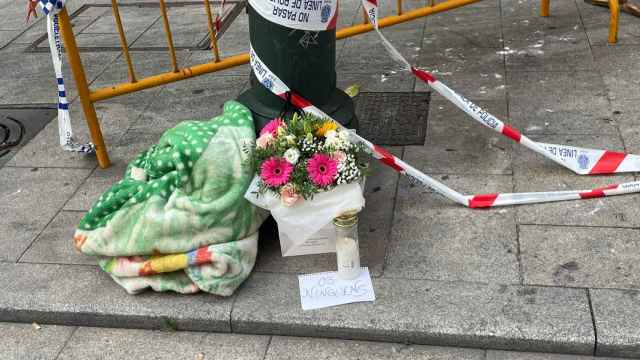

[61,0,483,168]
[542,0,619,44]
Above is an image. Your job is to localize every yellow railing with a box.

[59,0,620,168]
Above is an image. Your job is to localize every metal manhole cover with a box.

[355,92,430,146]
[25,1,244,52]
[0,106,58,167]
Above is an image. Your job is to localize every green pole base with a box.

[237,86,357,134]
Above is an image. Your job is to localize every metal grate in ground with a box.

[0,106,57,167]
[354,92,429,146]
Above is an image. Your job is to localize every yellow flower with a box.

[316,121,338,137]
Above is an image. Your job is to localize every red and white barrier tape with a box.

[362,0,640,175]
[249,45,640,208]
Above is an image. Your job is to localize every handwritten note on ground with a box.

[298,267,375,310]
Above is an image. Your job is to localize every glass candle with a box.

[333,211,361,280]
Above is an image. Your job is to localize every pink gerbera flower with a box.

[260,157,293,187]
[307,153,338,187]
[260,118,285,137]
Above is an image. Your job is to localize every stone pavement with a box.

[0,322,634,360]
[1,0,640,358]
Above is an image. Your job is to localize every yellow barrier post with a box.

[541,0,550,17]
[158,0,179,72]
[608,0,619,43]
[203,0,221,62]
[58,8,111,168]
[397,0,403,15]
[111,0,137,82]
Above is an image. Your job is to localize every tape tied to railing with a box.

[38,0,94,154]
[247,0,640,208]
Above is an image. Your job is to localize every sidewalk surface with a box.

[1,0,640,358]
[0,322,631,360]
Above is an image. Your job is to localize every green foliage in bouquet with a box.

[253,112,369,206]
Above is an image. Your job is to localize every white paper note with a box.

[298,267,375,310]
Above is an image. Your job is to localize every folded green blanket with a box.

[73,101,266,295]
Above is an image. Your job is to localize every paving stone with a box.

[414,47,506,101]
[7,99,141,169]
[58,327,269,360]
[64,131,163,211]
[0,167,90,262]
[79,5,159,42]
[265,336,485,360]
[612,99,640,154]
[0,262,234,332]
[20,211,94,265]
[255,149,401,277]
[487,349,619,360]
[501,0,578,20]
[407,98,512,174]
[592,45,640,101]
[232,272,594,354]
[131,6,210,49]
[0,30,20,48]
[91,50,192,89]
[385,174,519,283]
[520,225,640,289]
[130,76,248,132]
[0,52,119,106]
[0,322,75,360]
[0,1,46,31]
[590,288,640,358]
[507,71,615,135]
[338,21,426,73]
[422,5,502,49]
[504,36,594,72]
[513,134,639,228]
[337,72,415,93]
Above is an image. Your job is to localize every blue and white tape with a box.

[39,0,94,154]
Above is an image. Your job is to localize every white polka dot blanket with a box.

[73,101,267,296]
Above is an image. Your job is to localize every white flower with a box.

[284,148,300,164]
[324,134,343,149]
[325,130,338,140]
[338,129,352,143]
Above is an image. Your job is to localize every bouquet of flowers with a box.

[253,113,368,207]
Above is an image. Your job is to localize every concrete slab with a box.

[232,272,594,354]
[0,262,234,332]
[487,349,619,360]
[513,134,639,229]
[58,327,269,360]
[0,322,75,360]
[520,225,640,289]
[611,98,640,155]
[0,52,119,106]
[7,99,139,169]
[0,30,20,48]
[592,45,640,101]
[590,288,640,358]
[129,76,248,132]
[507,71,615,135]
[422,6,502,49]
[414,47,506,101]
[406,98,512,174]
[504,37,595,72]
[337,72,416,93]
[338,22,426,73]
[265,336,486,360]
[20,211,94,265]
[64,131,163,211]
[385,174,519,283]
[131,6,209,49]
[0,167,90,262]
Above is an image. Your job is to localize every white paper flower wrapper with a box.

[244,176,365,245]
